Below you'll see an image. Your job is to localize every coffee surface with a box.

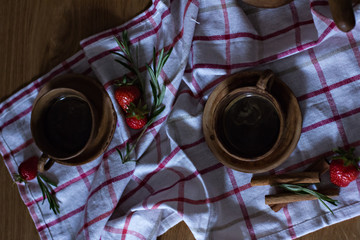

[44,96,92,156]
[222,94,280,158]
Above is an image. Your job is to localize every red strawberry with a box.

[126,115,148,129]
[125,103,148,129]
[330,148,360,187]
[14,156,38,183]
[115,85,141,111]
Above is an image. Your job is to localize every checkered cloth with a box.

[1,0,360,239]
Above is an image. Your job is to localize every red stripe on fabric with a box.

[310,0,329,7]
[152,183,251,208]
[20,182,47,239]
[308,48,349,145]
[2,138,34,160]
[133,175,155,210]
[190,45,203,96]
[0,87,38,115]
[297,74,360,101]
[82,67,93,75]
[220,0,231,75]
[0,141,8,158]
[191,23,336,71]
[0,105,32,130]
[87,169,134,200]
[160,71,177,97]
[121,211,135,240]
[283,206,297,239]
[346,32,360,68]
[133,175,155,194]
[148,11,160,50]
[37,205,86,232]
[118,146,181,205]
[61,60,71,71]
[176,89,200,100]
[168,168,185,217]
[302,106,360,133]
[76,166,92,192]
[226,168,256,240]
[276,153,331,175]
[289,2,304,51]
[84,203,91,240]
[77,209,114,236]
[87,158,118,239]
[310,1,333,26]
[103,159,118,207]
[151,128,162,164]
[356,178,360,197]
[80,0,162,48]
[104,225,147,240]
[193,20,313,42]
[181,137,205,150]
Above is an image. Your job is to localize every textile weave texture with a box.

[1,0,360,239]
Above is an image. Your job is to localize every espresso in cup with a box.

[44,95,93,157]
[215,70,284,161]
[221,93,281,158]
[31,88,95,171]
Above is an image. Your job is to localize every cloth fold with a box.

[1,0,360,239]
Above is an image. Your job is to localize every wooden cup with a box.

[31,88,96,172]
[214,70,285,162]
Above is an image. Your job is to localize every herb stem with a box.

[113,30,172,163]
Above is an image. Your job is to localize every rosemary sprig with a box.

[279,184,338,215]
[112,31,172,163]
[37,174,60,215]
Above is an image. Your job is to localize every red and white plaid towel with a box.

[1,0,360,239]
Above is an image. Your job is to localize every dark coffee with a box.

[221,94,280,158]
[44,96,92,157]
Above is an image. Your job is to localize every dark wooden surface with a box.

[1,1,359,239]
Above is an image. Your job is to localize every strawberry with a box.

[125,103,148,129]
[14,156,38,183]
[14,156,61,214]
[115,84,141,112]
[330,148,360,187]
[126,115,148,129]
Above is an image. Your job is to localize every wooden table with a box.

[1,1,359,239]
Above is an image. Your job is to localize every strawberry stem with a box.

[332,147,360,169]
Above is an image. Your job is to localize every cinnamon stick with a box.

[269,203,287,212]
[269,159,330,212]
[251,172,320,186]
[265,188,339,205]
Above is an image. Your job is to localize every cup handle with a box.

[256,69,275,92]
[328,0,355,32]
[38,153,55,172]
